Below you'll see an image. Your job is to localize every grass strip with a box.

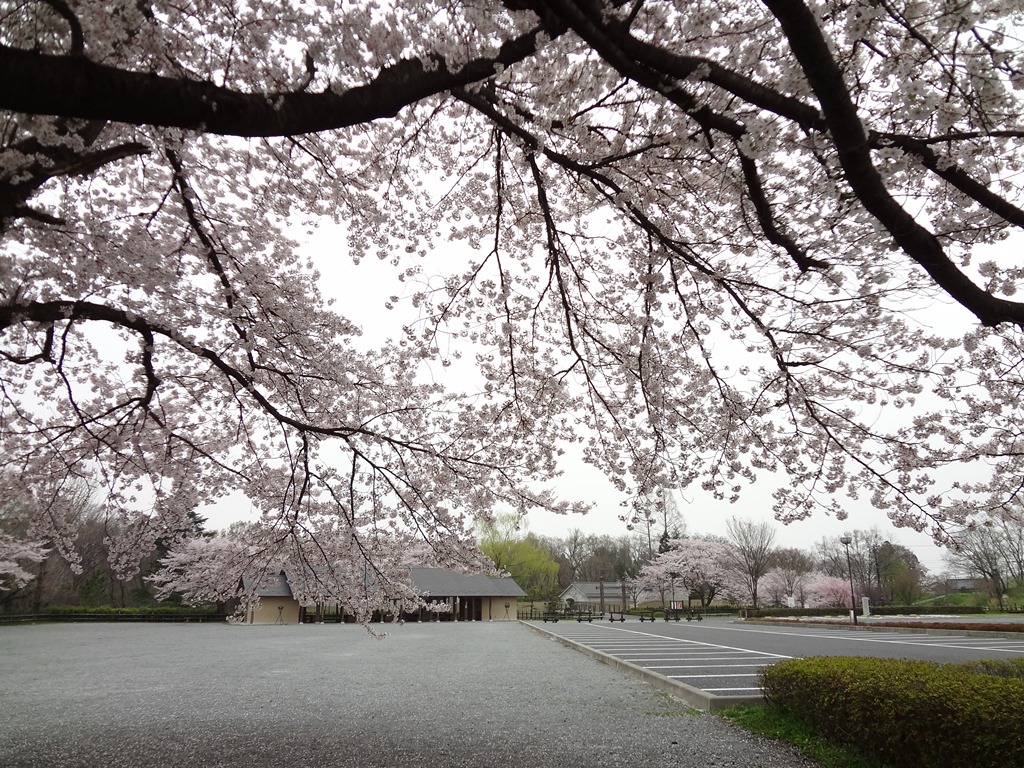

[719,705,889,768]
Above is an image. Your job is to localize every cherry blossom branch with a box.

[1,297,569,499]
[737,152,830,273]
[38,0,84,56]
[762,0,1024,327]
[163,148,256,371]
[0,122,149,230]
[873,131,1024,228]
[454,89,811,378]
[516,0,1024,328]
[1,299,356,441]
[511,3,834,278]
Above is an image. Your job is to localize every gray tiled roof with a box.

[560,581,632,600]
[409,567,526,598]
[240,568,525,600]
[240,572,293,598]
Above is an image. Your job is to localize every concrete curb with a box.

[522,620,765,712]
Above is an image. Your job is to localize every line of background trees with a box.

[1,488,209,613]
[478,506,1024,611]
[4,487,1023,613]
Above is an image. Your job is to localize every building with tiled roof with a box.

[241,568,525,624]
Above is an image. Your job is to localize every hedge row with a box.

[957,659,1024,679]
[625,607,740,615]
[749,605,985,618]
[761,657,1024,768]
[810,619,1024,633]
[872,605,987,616]
[44,604,220,616]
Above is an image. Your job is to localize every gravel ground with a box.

[0,622,816,768]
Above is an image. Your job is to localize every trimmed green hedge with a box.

[748,605,985,618]
[746,607,849,618]
[872,605,986,616]
[761,657,1024,768]
[628,606,742,616]
[956,658,1024,679]
[45,604,219,616]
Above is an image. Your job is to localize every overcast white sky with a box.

[520,459,952,575]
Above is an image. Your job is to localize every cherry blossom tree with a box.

[761,566,811,608]
[0,534,48,593]
[807,574,855,608]
[638,537,741,607]
[147,535,253,607]
[4,2,1024,615]
[636,552,681,606]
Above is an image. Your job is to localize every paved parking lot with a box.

[526,619,779,709]
[527,616,1024,709]
[0,622,816,768]
[539,622,789,700]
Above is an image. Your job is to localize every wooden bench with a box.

[685,611,703,622]
[575,611,604,622]
[637,610,658,622]
[607,610,626,622]
[541,613,561,623]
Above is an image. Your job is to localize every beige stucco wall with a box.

[483,597,518,621]
[245,596,518,623]
[247,597,301,624]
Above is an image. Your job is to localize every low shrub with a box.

[45,604,219,616]
[871,605,985,616]
[955,658,1024,679]
[761,657,1024,768]
[749,605,986,618]
[771,618,1024,633]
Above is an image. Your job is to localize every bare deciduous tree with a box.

[725,517,777,608]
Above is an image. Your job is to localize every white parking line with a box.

[648,664,768,669]
[534,621,788,699]
[670,673,762,679]
[620,657,756,664]
[582,623,793,659]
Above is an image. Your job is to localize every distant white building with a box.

[559,580,657,611]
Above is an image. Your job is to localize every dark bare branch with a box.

[0,25,550,137]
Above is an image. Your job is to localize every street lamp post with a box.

[839,535,858,625]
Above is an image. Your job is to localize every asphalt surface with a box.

[0,621,816,768]
[528,616,1024,709]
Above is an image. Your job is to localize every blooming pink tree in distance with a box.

[0,534,48,592]
[637,553,682,605]
[761,567,812,608]
[807,575,855,609]
[4,2,1024,613]
[639,538,742,607]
